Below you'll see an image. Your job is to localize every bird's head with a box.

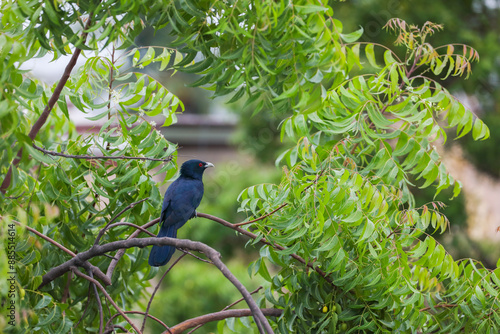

[179,159,214,180]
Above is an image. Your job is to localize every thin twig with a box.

[33,144,174,163]
[224,286,263,311]
[179,248,213,264]
[198,213,333,285]
[71,266,142,334]
[94,198,149,246]
[419,303,457,312]
[105,218,160,280]
[11,219,76,256]
[104,221,156,238]
[112,324,128,332]
[27,163,43,217]
[301,168,326,193]
[4,192,25,199]
[234,204,288,227]
[140,253,187,332]
[75,282,93,329]
[88,269,104,334]
[106,44,116,152]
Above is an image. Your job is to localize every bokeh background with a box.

[23,1,500,332]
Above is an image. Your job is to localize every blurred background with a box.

[24,0,500,332]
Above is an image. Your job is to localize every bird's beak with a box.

[204,162,214,168]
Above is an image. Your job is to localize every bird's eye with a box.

[199,163,203,167]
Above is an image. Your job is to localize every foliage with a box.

[335,0,500,180]
[460,112,500,177]
[0,1,498,334]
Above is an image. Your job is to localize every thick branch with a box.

[10,219,111,287]
[40,237,273,334]
[168,309,282,334]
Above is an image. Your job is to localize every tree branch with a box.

[419,303,457,312]
[234,204,288,227]
[105,311,172,334]
[87,269,104,334]
[0,9,95,193]
[168,309,282,334]
[10,219,111,287]
[94,198,150,246]
[105,218,160,279]
[223,286,263,311]
[141,253,187,332]
[103,221,156,239]
[187,286,264,334]
[71,266,142,334]
[41,237,273,334]
[197,213,333,285]
[33,144,174,163]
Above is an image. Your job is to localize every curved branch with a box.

[12,219,75,256]
[87,270,104,334]
[187,286,264,334]
[105,311,171,334]
[10,219,111,287]
[101,221,156,239]
[168,309,282,334]
[71,267,142,334]
[141,253,187,332]
[105,218,160,279]
[94,198,150,246]
[41,237,273,334]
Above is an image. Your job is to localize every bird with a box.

[148,159,214,267]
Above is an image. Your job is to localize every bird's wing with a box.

[159,198,171,227]
[159,179,179,227]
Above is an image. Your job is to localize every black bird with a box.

[148,159,214,266]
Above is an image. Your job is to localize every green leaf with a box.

[341,27,363,43]
[365,44,380,69]
[472,118,490,140]
[358,219,375,242]
[35,295,53,310]
[37,306,59,326]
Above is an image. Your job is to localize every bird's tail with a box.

[148,224,178,267]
